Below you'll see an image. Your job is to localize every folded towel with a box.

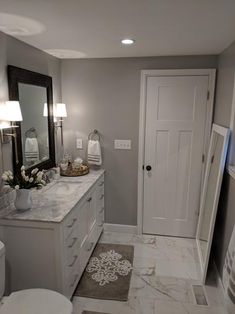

[223,225,235,313]
[87,140,102,166]
[25,137,39,163]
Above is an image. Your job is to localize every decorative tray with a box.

[60,163,89,177]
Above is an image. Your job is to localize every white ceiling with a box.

[0,0,235,58]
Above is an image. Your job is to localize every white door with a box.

[143,75,210,237]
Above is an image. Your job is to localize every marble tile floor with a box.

[72,232,226,314]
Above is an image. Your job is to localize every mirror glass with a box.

[7,65,55,173]
[198,133,223,261]
[18,83,49,168]
[196,124,229,283]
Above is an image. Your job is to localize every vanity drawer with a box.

[97,206,105,229]
[64,201,89,263]
[64,193,89,242]
[64,226,98,297]
[97,176,104,195]
[96,179,104,210]
[65,257,83,298]
[80,224,100,269]
[63,208,79,240]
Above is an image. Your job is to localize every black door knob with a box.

[146,165,152,171]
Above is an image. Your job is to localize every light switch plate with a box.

[76,138,83,149]
[114,139,131,150]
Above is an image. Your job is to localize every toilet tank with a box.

[0,241,5,299]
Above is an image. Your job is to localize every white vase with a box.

[14,189,32,211]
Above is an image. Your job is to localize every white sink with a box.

[43,181,81,198]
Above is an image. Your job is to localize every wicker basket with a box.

[60,163,89,177]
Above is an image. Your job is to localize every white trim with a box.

[138,68,216,235]
[196,124,230,284]
[226,73,235,178]
[227,165,235,180]
[103,223,137,234]
[228,73,235,166]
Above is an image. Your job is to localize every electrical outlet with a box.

[114,139,131,150]
[76,138,83,149]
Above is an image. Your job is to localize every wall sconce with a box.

[54,103,67,146]
[0,101,23,164]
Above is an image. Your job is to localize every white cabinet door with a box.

[143,75,209,237]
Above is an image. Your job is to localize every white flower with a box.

[29,177,34,183]
[21,165,25,171]
[7,170,13,176]
[21,170,25,176]
[37,175,43,182]
[24,176,29,182]
[40,179,46,185]
[2,174,8,181]
[9,175,13,180]
[31,168,38,175]
[36,171,43,182]
[15,185,19,190]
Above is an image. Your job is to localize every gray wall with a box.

[0,31,61,178]
[212,40,235,276]
[61,56,218,225]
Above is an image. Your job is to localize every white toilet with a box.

[0,241,73,314]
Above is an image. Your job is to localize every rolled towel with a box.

[25,137,39,163]
[87,140,102,166]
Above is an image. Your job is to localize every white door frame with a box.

[137,69,216,235]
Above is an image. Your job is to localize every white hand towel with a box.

[25,137,39,162]
[87,140,102,166]
[223,225,235,313]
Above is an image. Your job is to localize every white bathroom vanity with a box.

[0,170,105,299]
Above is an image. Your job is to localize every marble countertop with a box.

[0,169,105,223]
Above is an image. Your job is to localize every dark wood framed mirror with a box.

[7,65,55,173]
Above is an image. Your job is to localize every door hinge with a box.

[142,165,145,170]
[202,154,205,163]
[211,155,214,164]
[207,90,210,100]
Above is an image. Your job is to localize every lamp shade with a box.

[55,103,67,118]
[43,103,48,117]
[0,102,8,121]
[5,101,23,121]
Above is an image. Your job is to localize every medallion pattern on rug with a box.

[86,249,132,286]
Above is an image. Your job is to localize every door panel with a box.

[143,75,209,237]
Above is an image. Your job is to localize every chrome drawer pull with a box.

[86,242,94,252]
[68,237,77,248]
[67,218,77,228]
[87,197,92,202]
[99,207,104,213]
[70,274,79,287]
[99,181,104,186]
[69,255,78,267]
[99,194,104,200]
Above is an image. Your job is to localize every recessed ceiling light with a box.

[121,38,135,45]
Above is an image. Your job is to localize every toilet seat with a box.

[1,288,73,314]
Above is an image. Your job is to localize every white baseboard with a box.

[103,223,138,234]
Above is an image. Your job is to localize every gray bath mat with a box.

[75,243,134,301]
